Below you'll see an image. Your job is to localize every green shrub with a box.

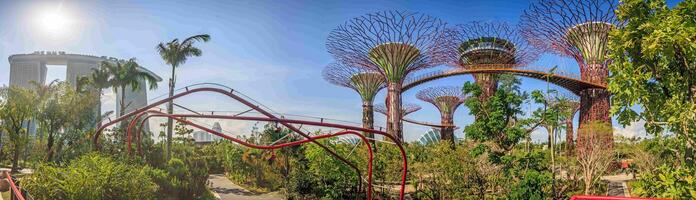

[631,165,696,199]
[22,153,159,200]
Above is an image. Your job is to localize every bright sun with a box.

[35,6,73,38]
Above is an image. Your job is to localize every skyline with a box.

[0,0,664,142]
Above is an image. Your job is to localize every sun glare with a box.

[34,5,73,38]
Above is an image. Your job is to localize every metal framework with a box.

[520,0,618,149]
[3,171,25,200]
[93,86,409,199]
[327,10,448,140]
[402,66,606,94]
[443,21,540,102]
[323,62,386,148]
[416,86,466,141]
[374,103,421,117]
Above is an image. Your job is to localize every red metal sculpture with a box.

[94,86,409,199]
[3,171,25,200]
[130,111,374,199]
[520,0,618,149]
[327,10,449,140]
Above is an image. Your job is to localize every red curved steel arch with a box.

[3,171,25,200]
[129,112,374,199]
[93,87,363,192]
[128,111,409,200]
[95,87,409,199]
[402,68,607,94]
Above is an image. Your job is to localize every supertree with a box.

[416,86,466,141]
[445,21,540,103]
[374,103,422,119]
[544,93,581,154]
[323,62,386,149]
[327,10,448,141]
[520,0,618,149]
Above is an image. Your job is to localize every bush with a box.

[631,165,696,199]
[22,153,159,200]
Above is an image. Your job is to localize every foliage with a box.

[608,0,696,165]
[32,81,99,161]
[92,58,159,116]
[0,86,37,172]
[631,165,696,199]
[156,34,211,161]
[462,74,538,156]
[576,122,614,195]
[508,170,552,200]
[22,153,159,200]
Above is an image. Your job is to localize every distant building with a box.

[418,128,442,145]
[7,51,162,134]
[193,122,223,144]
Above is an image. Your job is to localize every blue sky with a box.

[1,0,676,142]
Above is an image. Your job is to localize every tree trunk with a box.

[166,65,177,161]
[46,132,55,161]
[362,102,376,152]
[12,143,20,173]
[386,83,403,141]
[578,63,612,152]
[474,74,498,103]
[440,114,454,143]
[565,118,574,155]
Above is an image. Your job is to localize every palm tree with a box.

[156,34,210,159]
[95,58,159,117]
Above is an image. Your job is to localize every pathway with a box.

[602,173,633,197]
[208,174,283,200]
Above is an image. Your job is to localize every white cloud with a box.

[614,120,650,139]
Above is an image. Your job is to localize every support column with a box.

[474,74,498,103]
[577,63,612,151]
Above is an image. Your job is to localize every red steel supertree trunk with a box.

[416,86,466,142]
[445,21,539,103]
[327,11,448,141]
[521,0,618,150]
[323,62,386,150]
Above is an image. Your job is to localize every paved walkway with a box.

[208,174,283,200]
[602,173,633,197]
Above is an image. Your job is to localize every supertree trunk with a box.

[577,63,612,150]
[474,74,498,103]
[387,83,404,141]
[362,102,376,151]
[565,117,575,155]
[440,115,455,142]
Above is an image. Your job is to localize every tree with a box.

[463,74,541,155]
[576,122,613,195]
[0,86,37,172]
[34,82,99,161]
[96,58,159,117]
[157,34,210,160]
[608,0,696,166]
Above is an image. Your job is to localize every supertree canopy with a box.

[416,86,466,141]
[327,10,448,140]
[520,0,617,149]
[374,103,422,118]
[447,21,540,102]
[323,62,386,147]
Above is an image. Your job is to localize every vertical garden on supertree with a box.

[520,0,618,149]
[446,21,539,103]
[323,62,385,149]
[416,86,466,142]
[327,10,448,141]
